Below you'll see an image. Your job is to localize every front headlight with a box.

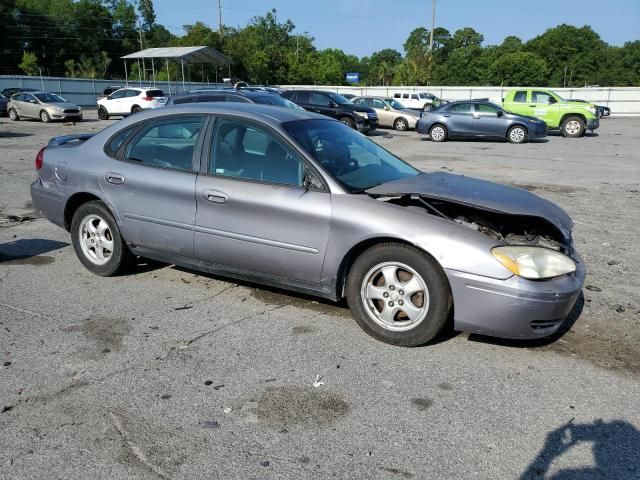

[355,111,368,118]
[491,246,576,280]
[52,106,64,111]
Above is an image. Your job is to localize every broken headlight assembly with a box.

[491,246,576,280]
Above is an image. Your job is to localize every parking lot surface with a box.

[1,112,639,479]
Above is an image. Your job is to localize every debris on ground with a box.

[313,375,324,388]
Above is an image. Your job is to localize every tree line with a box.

[1,0,639,87]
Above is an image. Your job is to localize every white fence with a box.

[0,75,223,107]
[285,85,640,116]
[2,75,639,115]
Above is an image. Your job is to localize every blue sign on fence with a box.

[345,72,360,84]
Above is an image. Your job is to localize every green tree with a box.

[138,0,156,30]
[487,51,548,86]
[19,51,39,75]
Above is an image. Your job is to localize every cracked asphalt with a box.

[1,112,639,479]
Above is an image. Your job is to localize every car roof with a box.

[185,88,276,98]
[353,96,386,100]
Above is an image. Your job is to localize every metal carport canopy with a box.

[121,46,227,65]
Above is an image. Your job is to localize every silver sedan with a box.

[30,103,584,346]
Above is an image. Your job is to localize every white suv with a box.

[97,87,166,119]
[391,91,440,111]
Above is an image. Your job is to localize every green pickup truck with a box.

[502,88,599,138]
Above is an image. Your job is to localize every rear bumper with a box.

[31,179,66,230]
[445,252,586,339]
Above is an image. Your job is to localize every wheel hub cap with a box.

[78,214,114,266]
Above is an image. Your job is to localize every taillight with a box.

[142,96,153,101]
[35,147,45,170]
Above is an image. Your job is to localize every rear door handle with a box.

[443,114,451,117]
[202,189,228,204]
[105,172,125,185]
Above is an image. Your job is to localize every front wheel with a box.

[393,117,409,131]
[561,116,585,138]
[70,201,133,276]
[346,243,452,347]
[98,106,109,120]
[40,110,51,123]
[508,125,528,144]
[8,108,19,121]
[339,116,356,129]
[429,124,447,142]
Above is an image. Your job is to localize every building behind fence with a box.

[1,75,639,115]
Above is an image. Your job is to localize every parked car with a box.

[0,92,8,116]
[281,89,377,133]
[502,88,598,137]
[352,96,420,131]
[2,87,38,98]
[166,88,303,110]
[97,85,123,100]
[97,87,167,119]
[8,91,82,123]
[31,103,584,347]
[573,99,610,118]
[417,100,547,144]
[391,91,442,111]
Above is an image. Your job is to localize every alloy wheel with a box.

[360,262,430,332]
[509,127,526,143]
[431,126,445,141]
[78,214,114,266]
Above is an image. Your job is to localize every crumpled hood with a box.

[366,172,573,239]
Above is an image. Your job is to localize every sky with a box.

[153,0,640,57]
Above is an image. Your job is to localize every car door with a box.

[10,93,26,117]
[371,98,393,127]
[99,114,207,257]
[529,90,558,124]
[503,89,529,117]
[105,89,126,114]
[445,103,474,135]
[308,92,335,118]
[472,103,507,137]
[194,116,332,284]
[22,93,39,118]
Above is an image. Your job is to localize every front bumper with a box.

[586,118,599,131]
[356,116,378,133]
[529,123,547,138]
[445,252,586,339]
[50,110,82,120]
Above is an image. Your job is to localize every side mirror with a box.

[384,105,390,111]
[303,169,324,191]
[328,100,337,108]
[548,97,557,105]
[496,110,504,117]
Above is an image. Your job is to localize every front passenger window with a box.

[211,119,303,186]
[124,115,204,171]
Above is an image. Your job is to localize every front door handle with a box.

[105,172,125,185]
[443,113,451,117]
[202,189,228,204]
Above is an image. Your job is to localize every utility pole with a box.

[564,65,567,88]
[429,0,436,52]
[217,0,223,37]
[138,21,146,82]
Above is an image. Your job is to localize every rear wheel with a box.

[70,201,133,276]
[98,106,109,120]
[131,105,142,115]
[561,116,585,138]
[40,110,51,123]
[429,124,447,142]
[339,116,356,129]
[8,108,19,121]
[507,125,528,144]
[393,117,409,131]
[346,243,452,347]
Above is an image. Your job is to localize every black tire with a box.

[8,108,19,121]
[423,103,432,112]
[131,105,142,115]
[561,116,585,138]
[70,201,133,276]
[507,125,528,144]
[98,106,109,120]
[429,124,447,142]
[346,243,452,347]
[339,116,356,129]
[40,110,51,123]
[394,117,409,131]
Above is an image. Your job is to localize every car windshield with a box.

[283,119,419,192]
[386,99,406,110]
[253,95,304,110]
[34,93,65,103]
[328,93,352,105]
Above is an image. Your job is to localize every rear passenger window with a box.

[513,91,527,103]
[105,127,137,157]
[124,115,204,171]
[450,103,473,113]
[402,94,409,99]
[310,92,328,105]
[411,94,419,100]
[393,93,401,99]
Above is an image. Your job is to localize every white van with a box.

[391,91,440,111]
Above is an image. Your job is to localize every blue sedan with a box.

[416,100,547,144]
